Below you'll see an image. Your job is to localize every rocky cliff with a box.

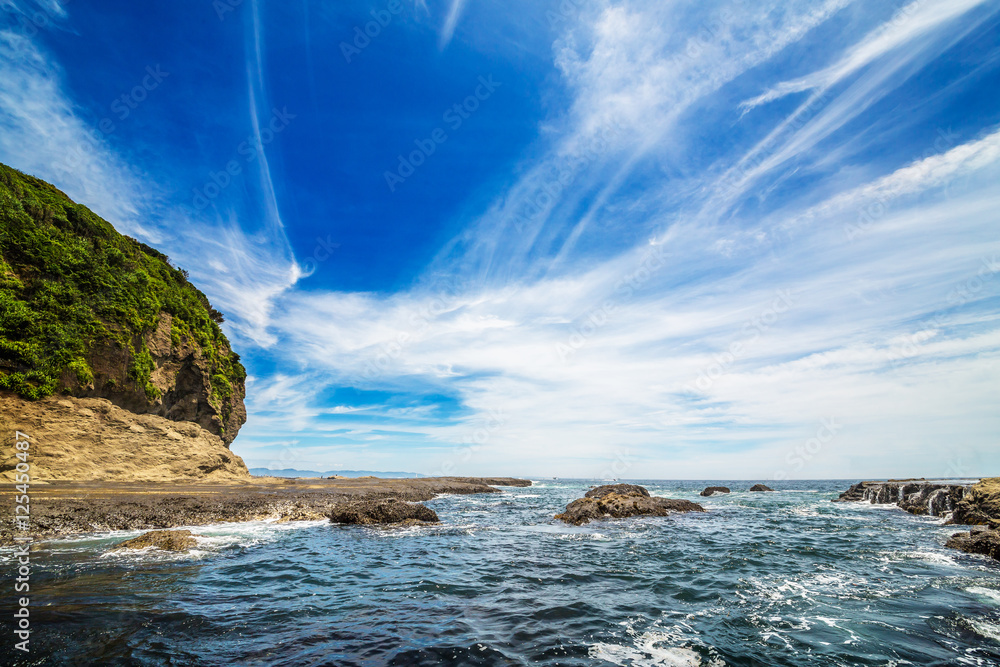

[0,163,246,445]
[0,163,249,481]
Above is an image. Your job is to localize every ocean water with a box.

[5,479,1000,666]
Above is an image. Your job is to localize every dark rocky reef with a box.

[557,485,704,526]
[442,477,532,488]
[946,527,1000,560]
[749,484,774,492]
[701,486,730,496]
[0,476,526,545]
[585,483,650,499]
[833,480,970,517]
[113,529,197,552]
[329,498,439,525]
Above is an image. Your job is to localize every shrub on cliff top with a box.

[0,163,245,406]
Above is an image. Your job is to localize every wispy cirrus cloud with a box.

[0,3,300,346]
[238,0,1000,477]
[3,0,997,478]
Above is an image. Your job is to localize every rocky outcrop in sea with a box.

[329,498,440,525]
[556,484,705,525]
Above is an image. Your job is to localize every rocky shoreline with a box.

[0,476,531,546]
[834,477,1000,562]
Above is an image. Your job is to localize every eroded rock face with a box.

[0,393,249,483]
[113,529,197,552]
[700,486,730,497]
[833,481,970,517]
[80,312,247,445]
[749,484,774,492]
[584,484,650,499]
[557,485,705,525]
[951,478,1000,527]
[329,498,440,525]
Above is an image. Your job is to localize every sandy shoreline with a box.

[2,476,532,546]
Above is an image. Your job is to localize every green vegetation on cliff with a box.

[0,163,245,413]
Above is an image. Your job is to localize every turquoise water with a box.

[6,479,1000,666]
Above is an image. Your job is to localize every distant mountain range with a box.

[249,468,423,479]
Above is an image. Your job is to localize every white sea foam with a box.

[967,617,1000,642]
[590,618,726,667]
[967,586,1000,605]
[881,550,957,566]
[41,517,330,561]
[589,637,704,667]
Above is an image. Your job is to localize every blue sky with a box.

[1,0,999,479]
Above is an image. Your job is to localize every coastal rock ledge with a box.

[556,484,705,526]
[833,480,971,517]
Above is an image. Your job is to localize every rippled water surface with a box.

[6,479,1000,666]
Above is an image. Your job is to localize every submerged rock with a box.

[557,485,704,525]
[113,529,197,552]
[329,498,440,525]
[749,484,774,492]
[700,486,730,497]
[584,484,650,499]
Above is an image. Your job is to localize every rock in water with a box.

[946,528,1000,560]
[584,484,650,499]
[329,498,440,525]
[557,485,704,525]
[700,486,730,496]
[749,484,774,492]
[113,529,197,552]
